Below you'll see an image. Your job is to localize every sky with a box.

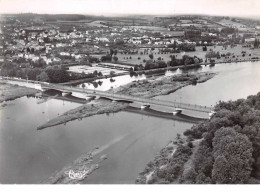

[0,0,260,17]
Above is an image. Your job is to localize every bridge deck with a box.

[42,84,213,113]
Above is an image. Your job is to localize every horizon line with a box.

[1,12,260,19]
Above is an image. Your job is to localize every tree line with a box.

[183,92,260,183]
[0,62,103,83]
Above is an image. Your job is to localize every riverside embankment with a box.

[2,61,260,184]
[35,71,215,130]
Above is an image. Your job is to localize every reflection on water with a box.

[74,63,219,91]
[75,68,186,91]
[1,61,260,184]
[0,96,192,184]
[155,61,260,107]
[76,74,147,91]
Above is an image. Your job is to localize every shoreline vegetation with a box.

[136,92,260,184]
[1,71,216,183]
[36,71,216,130]
[113,72,215,98]
[61,58,260,85]
[0,82,39,104]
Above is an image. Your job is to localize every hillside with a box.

[136,92,260,184]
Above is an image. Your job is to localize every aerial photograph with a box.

[0,0,260,189]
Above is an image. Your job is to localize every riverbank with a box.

[136,92,260,184]
[37,99,128,130]
[135,137,201,184]
[0,82,39,103]
[112,72,216,98]
[136,135,260,184]
[36,72,215,130]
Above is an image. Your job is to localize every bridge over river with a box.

[1,77,214,116]
[39,83,213,114]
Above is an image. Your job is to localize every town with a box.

[1,4,260,187]
[1,14,260,84]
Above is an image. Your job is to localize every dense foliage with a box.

[0,62,103,83]
[205,51,220,59]
[183,92,260,183]
[168,55,202,67]
[137,92,260,184]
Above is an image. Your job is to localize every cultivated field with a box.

[115,45,260,65]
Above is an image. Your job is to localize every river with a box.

[0,96,191,184]
[155,61,260,107]
[1,61,260,184]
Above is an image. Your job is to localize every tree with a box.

[182,55,194,66]
[101,55,112,62]
[194,57,200,65]
[82,83,86,89]
[27,68,41,80]
[173,40,177,50]
[110,71,115,76]
[202,46,207,51]
[196,172,212,184]
[36,71,50,82]
[205,51,220,59]
[212,127,253,184]
[110,48,114,56]
[81,71,85,77]
[98,71,103,77]
[113,56,118,62]
[254,38,259,48]
[149,54,154,59]
[93,70,98,77]
[45,68,70,83]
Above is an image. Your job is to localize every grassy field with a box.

[85,21,108,27]
[216,19,256,32]
[218,19,246,28]
[127,26,168,31]
[115,45,260,65]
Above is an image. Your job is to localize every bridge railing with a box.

[2,77,213,113]
[42,84,213,113]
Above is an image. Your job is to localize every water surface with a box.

[1,61,260,184]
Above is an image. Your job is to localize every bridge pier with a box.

[173,108,182,115]
[62,91,72,96]
[85,95,95,101]
[95,96,100,100]
[35,84,43,91]
[141,104,150,110]
[32,82,213,114]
